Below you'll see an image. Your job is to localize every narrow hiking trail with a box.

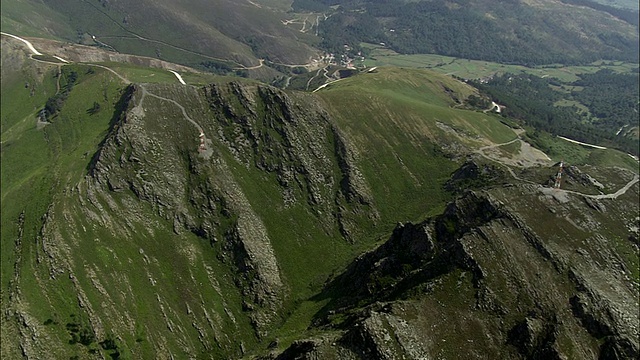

[2,32,210,157]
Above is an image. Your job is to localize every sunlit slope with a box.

[317,67,518,221]
[1,62,478,358]
[2,49,638,359]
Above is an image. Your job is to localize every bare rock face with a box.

[4,68,637,359]
[275,187,639,359]
[507,316,563,360]
[203,82,378,240]
[84,81,379,338]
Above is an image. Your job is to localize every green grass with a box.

[2,0,316,72]
[524,130,591,164]
[4,48,636,359]
[362,43,639,81]
[1,62,260,357]
[523,128,640,172]
[497,140,522,156]
[317,68,515,222]
[95,62,230,86]
[0,0,75,39]
[586,149,639,172]
[1,61,60,301]
[106,63,178,83]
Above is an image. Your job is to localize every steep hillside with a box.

[272,180,639,359]
[1,0,319,70]
[310,0,639,65]
[2,38,638,359]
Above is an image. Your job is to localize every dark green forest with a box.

[296,0,639,66]
[471,71,639,155]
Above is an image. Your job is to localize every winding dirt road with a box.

[168,70,186,85]
[3,31,637,192]
[3,32,210,157]
[557,136,607,150]
[1,32,42,55]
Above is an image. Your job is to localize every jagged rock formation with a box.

[273,188,639,359]
[2,78,387,359]
[2,64,637,360]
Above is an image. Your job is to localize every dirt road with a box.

[1,32,42,55]
[4,31,210,156]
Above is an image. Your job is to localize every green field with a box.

[317,68,518,225]
[362,43,639,81]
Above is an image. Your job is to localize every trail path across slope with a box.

[557,136,607,150]
[4,32,635,192]
[1,32,42,55]
[86,64,131,84]
[233,59,264,70]
[475,133,638,200]
[563,175,639,199]
[312,77,344,93]
[3,31,210,156]
[144,91,203,135]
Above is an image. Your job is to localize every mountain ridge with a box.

[1,22,639,360]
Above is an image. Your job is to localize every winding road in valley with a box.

[1,32,42,55]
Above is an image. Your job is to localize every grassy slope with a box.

[1,64,125,356]
[316,68,518,231]
[1,57,58,299]
[3,53,636,357]
[0,0,75,39]
[1,63,260,358]
[217,68,520,353]
[1,0,318,69]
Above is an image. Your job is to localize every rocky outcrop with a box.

[569,272,639,360]
[276,186,638,359]
[507,316,563,360]
[83,81,381,339]
[203,82,378,240]
[444,160,508,193]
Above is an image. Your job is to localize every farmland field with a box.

[362,44,639,81]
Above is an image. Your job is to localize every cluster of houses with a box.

[314,45,366,69]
